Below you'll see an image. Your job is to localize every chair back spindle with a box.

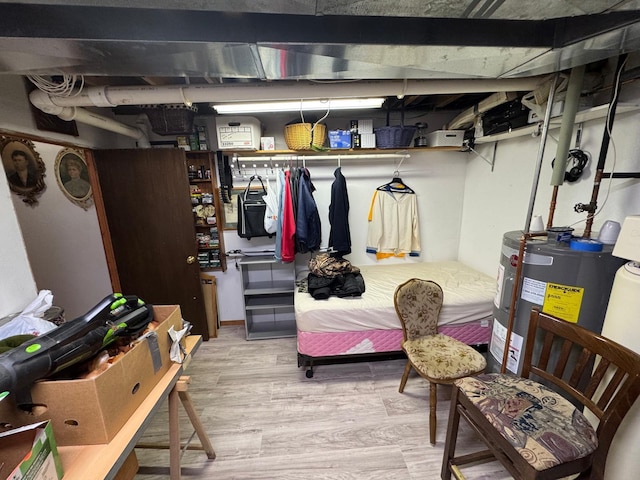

[523,309,640,474]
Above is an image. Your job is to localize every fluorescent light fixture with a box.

[213,98,385,114]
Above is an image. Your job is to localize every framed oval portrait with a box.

[55,148,93,210]
[1,137,46,206]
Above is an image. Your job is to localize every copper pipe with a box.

[583,169,604,238]
[504,76,559,372]
[547,185,558,229]
[500,231,548,374]
[501,233,527,374]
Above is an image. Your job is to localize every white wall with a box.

[458,86,640,276]
[208,110,466,321]
[0,162,37,318]
[0,75,123,319]
[9,142,114,318]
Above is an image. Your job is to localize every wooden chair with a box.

[441,308,640,480]
[394,278,487,445]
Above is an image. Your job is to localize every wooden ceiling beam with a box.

[435,93,465,108]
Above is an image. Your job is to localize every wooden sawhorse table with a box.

[136,374,216,479]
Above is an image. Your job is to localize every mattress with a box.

[295,261,495,334]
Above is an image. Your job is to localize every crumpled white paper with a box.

[168,320,191,363]
[0,290,56,341]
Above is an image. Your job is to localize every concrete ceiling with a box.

[1,1,640,112]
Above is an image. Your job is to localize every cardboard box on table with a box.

[0,305,183,446]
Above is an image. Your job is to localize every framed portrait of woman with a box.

[1,137,46,206]
[55,148,93,210]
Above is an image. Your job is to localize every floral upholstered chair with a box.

[441,308,640,480]
[394,278,487,445]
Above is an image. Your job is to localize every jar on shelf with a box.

[188,164,197,180]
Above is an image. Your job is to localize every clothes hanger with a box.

[376,170,415,193]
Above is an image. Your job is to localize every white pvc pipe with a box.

[28,91,150,147]
[61,107,151,147]
[30,78,545,109]
[28,77,545,146]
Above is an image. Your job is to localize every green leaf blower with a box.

[0,293,153,406]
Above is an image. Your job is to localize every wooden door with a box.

[89,148,209,340]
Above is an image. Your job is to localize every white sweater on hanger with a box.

[366,189,421,259]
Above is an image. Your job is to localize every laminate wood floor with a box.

[134,326,514,479]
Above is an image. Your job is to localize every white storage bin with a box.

[216,116,262,150]
[425,130,464,147]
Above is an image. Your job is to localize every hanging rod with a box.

[232,152,410,161]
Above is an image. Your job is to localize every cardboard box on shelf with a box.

[328,130,352,149]
[260,137,275,150]
[0,305,183,446]
[0,420,64,480]
[350,119,373,133]
[216,116,261,150]
[176,136,191,150]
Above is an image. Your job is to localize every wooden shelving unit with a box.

[186,151,227,272]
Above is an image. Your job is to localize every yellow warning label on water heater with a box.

[542,283,584,323]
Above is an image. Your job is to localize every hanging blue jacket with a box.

[296,168,321,253]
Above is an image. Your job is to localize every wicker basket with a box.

[284,123,326,150]
[143,104,197,136]
[374,125,417,149]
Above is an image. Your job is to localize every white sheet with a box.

[295,261,495,333]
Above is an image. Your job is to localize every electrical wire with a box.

[568,55,628,229]
[27,72,85,97]
[299,99,331,124]
[595,56,627,215]
[299,99,332,141]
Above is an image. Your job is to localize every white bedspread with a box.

[295,261,495,333]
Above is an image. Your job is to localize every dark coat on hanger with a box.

[296,167,321,253]
[328,167,351,255]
